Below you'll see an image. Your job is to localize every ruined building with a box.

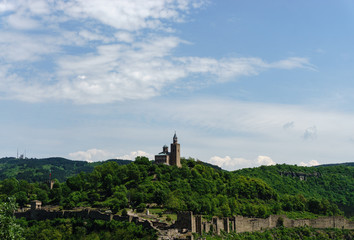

[155,133,181,168]
[174,211,354,235]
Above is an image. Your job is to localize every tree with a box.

[0,197,24,240]
[134,156,151,166]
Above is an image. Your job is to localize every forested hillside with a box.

[1,157,353,239]
[233,164,354,217]
[0,157,132,182]
[1,157,350,219]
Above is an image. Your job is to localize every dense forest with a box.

[0,157,353,239]
[198,226,353,240]
[0,157,132,182]
[233,164,354,217]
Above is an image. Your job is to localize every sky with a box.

[1,0,354,170]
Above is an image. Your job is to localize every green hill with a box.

[232,163,354,217]
[0,157,132,182]
[0,157,352,218]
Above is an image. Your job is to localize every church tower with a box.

[170,132,181,168]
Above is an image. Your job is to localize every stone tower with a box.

[170,132,181,168]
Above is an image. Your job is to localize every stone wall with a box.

[176,212,354,235]
[175,211,195,232]
[16,209,354,237]
[15,208,155,232]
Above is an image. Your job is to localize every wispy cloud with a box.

[303,126,317,140]
[0,0,313,104]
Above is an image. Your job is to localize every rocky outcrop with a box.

[279,171,321,181]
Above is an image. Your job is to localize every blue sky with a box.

[1,0,354,170]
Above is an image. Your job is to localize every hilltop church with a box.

[155,133,181,168]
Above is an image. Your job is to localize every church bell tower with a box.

[170,132,181,168]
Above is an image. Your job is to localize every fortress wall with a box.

[211,217,224,234]
[15,208,157,233]
[175,211,194,231]
[289,218,310,228]
[113,215,130,222]
[30,209,64,220]
[310,217,334,229]
[224,217,229,233]
[88,210,112,221]
[333,216,350,229]
[235,216,261,233]
[14,211,31,219]
[195,215,202,235]
[16,209,354,235]
[229,217,236,232]
[203,222,211,233]
[347,219,354,229]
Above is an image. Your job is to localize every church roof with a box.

[157,152,169,156]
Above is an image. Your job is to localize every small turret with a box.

[163,145,168,153]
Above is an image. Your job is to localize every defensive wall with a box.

[14,208,354,238]
[15,208,155,231]
[175,211,354,234]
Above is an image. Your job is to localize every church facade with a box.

[155,133,181,168]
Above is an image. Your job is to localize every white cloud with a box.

[299,160,320,167]
[270,57,316,71]
[69,148,113,162]
[121,97,354,166]
[256,155,276,166]
[0,1,16,13]
[178,57,312,82]
[209,155,276,170]
[115,31,134,43]
[7,12,40,30]
[117,150,154,160]
[0,0,313,104]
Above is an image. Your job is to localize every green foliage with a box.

[233,164,354,216]
[22,218,157,240]
[0,157,132,182]
[199,226,354,240]
[0,197,24,240]
[0,157,351,219]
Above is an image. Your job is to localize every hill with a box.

[0,157,132,182]
[318,162,354,167]
[0,157,352,218]
[232,163,354,217]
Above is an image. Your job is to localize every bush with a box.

[276,216,284,227]
[136,203,146,213]
[121,209,128,216]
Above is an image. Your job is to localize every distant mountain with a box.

[196,160,223,171]
[317,162,354,167]
[0,157,132,182]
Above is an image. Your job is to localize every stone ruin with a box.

[14,205,354,240]
[174,211,354,235]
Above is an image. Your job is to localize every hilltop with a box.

[0,157,132,182]
[233,163,354,217]
[1,157,353,239]
[1,157,352,218]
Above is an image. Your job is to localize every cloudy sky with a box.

[1,0,354,170]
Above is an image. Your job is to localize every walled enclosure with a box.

[175,211,354,234]
[15,208,354,237]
